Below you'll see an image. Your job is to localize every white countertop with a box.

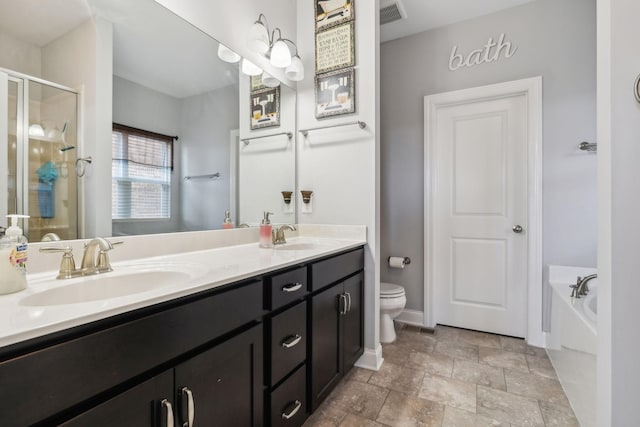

[0,228,366,349]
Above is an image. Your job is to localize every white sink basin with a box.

[21,264,207,306]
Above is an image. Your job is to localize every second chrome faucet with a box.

[272,224,297,245]
[40,237,123,279]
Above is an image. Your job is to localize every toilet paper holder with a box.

[388,256,411,266]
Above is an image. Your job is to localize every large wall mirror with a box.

[0,0,296,240]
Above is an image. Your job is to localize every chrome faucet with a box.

[570,274,597,298]
[272,224,297,245]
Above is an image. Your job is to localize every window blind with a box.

[111,124,173,220]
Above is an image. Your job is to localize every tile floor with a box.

[303,324,579,427]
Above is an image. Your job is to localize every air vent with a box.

[380,0,407,25]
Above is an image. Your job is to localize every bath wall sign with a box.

[448,33,517,71]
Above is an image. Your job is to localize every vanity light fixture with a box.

[261,72,281,88]
[247,13,305,82]
[241,58,263,76]
[217,43,241,63]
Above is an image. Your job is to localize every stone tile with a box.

[504,369,570,407]
[500,336,527,353]
[526,354,557,379]
[326,380,389,420]
[406,350,454,377]
[539,401,580,427]
[434,325,461,341]
[525,345,548,359]
[396,332,437,353]
[477,386,544,427]
[479,347,529,372]
[435,340,479,362]
[376,390,445,427]
[442,406,510,427]
[303,400,348,426]
[457,329,502,349]
[368,362,425,396]
[452,358,506,391]
[345,367,374,383]
[418,373,476,412]
[340,413,388,427]
[381,342,411,365]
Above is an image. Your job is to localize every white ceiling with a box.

[0,0,91,47]
[0,0,239,99]
[380,0,540,43]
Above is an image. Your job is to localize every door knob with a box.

[512,225,523,233]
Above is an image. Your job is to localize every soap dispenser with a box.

[0,214,29,295]
[222,210,234,229]
[259,212,274,248]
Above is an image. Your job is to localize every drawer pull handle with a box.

[281,400,302,420]
[161,399,174,427]
[181,387,195,427]
[281,334,302,348]
[339,294,348,315]
[346,292,352,313]
[282,282,303,293]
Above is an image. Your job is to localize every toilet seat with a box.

[381,282,405,298]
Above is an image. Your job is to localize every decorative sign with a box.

[315,0,354,31]
[250,87,280,130]
[250,75,267,92]
[448,33,517,71]
[315,68,355,118]
[315,21,355,74]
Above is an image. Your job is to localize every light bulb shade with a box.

[247,21,270,54]
[270,39,292,68]
[217,43,241,63]
[241,58,263,76]
[285,55,304,81]
[261,72,280,88]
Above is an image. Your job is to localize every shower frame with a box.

[1,67,83,239]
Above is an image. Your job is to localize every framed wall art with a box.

[315,0,354,31]
[315,21,355,74]
[250,87,280,130]
[250,75,267,92]
[315,68,355,118]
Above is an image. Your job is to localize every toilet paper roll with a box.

[388,256,406,269]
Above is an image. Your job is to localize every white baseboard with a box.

[354,344,383,371]
[395,309,426,327]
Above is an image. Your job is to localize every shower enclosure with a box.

[1,68,80,241]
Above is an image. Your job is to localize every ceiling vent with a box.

[380,0,407,25]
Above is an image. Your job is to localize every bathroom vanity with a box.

[0,234,365,427]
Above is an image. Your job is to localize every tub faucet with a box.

[272,225,296,245]
[570,274,597,298]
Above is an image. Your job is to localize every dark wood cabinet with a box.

[174,325,263,427]
[0,246,364,426]
[310,259,364,410]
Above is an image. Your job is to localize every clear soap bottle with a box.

[0,214,29,295]
[259,212,274,248]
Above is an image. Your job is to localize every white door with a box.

[426,84,532,337]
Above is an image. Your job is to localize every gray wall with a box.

[380,0,597,316]
[180,85,238,231]
[112,76,182,236]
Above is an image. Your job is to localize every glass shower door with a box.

[26,80,79,241]
[1,74,21,227]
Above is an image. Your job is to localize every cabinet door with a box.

[310,282,343,410]
[60,371,173,427]
[174,325,263,427]
[343,273,364,371]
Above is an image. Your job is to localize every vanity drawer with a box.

[269,266,308,310]
[271,365,307,427]
[311,248,364,291]
[270,301,307,386]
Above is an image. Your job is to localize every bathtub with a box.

[547,265,597,427]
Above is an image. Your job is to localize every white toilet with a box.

[380,282,407,343]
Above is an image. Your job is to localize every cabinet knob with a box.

[160,399,174,427]
[180,387,195,427]
[281,400,302,420]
